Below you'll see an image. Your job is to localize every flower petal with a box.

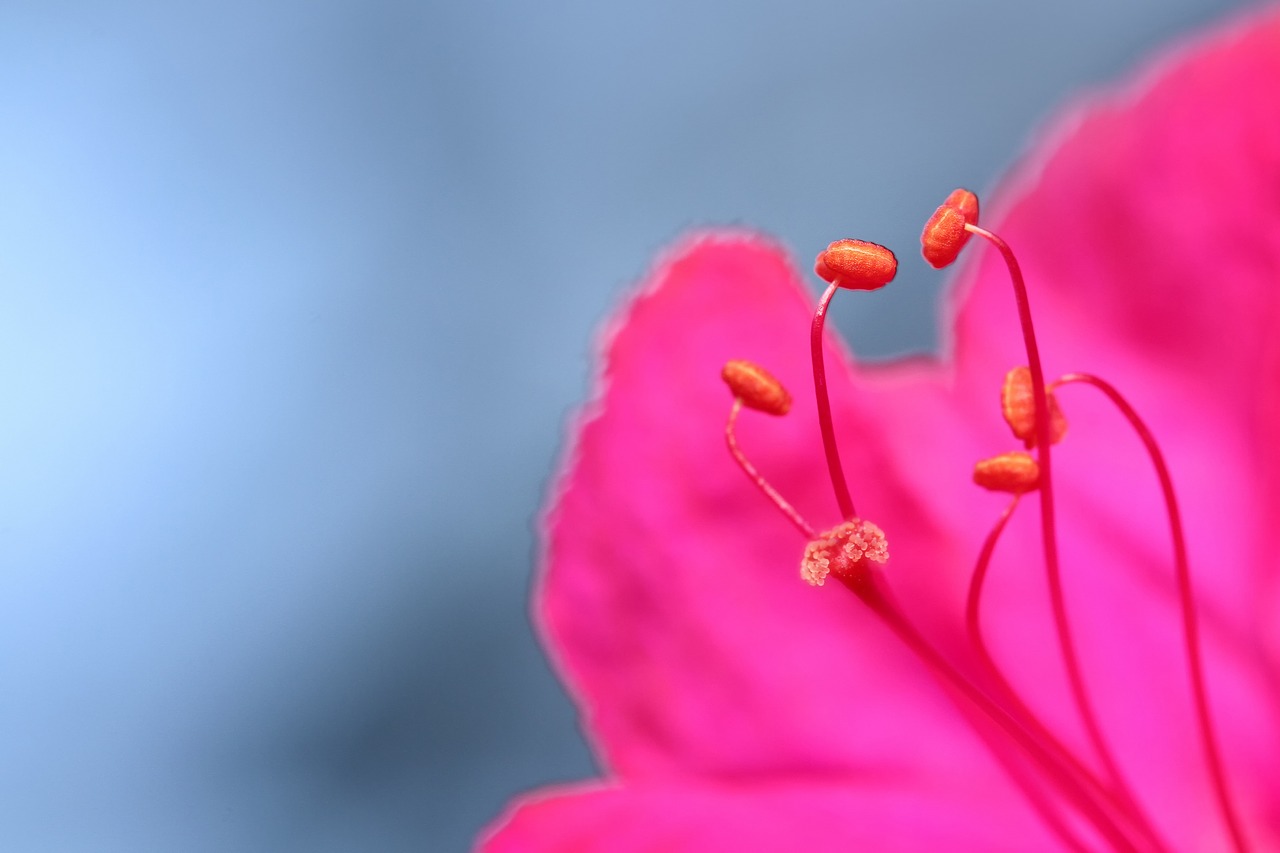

[525,9,1280,849]
[480,777,1066,852]
[538,233,1004,787]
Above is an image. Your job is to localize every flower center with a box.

[718,190,1251,852]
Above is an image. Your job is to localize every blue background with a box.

[0,1,1255,850]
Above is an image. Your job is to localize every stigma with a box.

[799,519,888,587]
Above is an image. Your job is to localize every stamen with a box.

[841,571,1144,853]
[945,187,980,225]
[721,362,815,539]
[967,722,1095,853]
[921,205,970,269]
[966,495,1170,852]
[1003,366,1068,448]
[802,517,1135,846]
[814,239,898,291]
[963,219,1154,833]
[921,188,980,269]
[973,451,1041,494]
[722,359,793,416]
[810,240,897,520]
[804,511,1146,848]
[1055,373,1250,853]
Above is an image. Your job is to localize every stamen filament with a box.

[967,223,1153,833]
[810,283,856,520]
[1055,373,1250,853]
[967,495,1170,853]
[725,399,816,538]
[847,575,1142,852]
[961,694,1096,853]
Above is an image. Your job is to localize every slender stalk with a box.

[810,283,855,520]
[966,496,1168,852]
[966,225,1159,846]
[725,399,815,538]
[849,576,1142,852]
[1056,373,1249,852]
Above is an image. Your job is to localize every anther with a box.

[800,519,888,587]
[721,362,815,538]
[1002,366,1068,447]
[722,359,792,416]
[965,215,1161,847]
[945,187,980,225]
[921,188,980,269]
[814,239,897,291]
[973,451,1040,494]
[922,205,969,269]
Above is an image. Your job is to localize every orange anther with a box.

[921,204,969,269]
[973,451,1040,494]
[722,359,792,415]
[921,188,980,269]
[1002,366,1068,447]
[944,188,980,225]
[800,518,889,586]
[814,239,897,291]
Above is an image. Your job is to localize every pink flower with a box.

[481,9,1280,851]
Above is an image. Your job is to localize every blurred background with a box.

[0,1,1258,850]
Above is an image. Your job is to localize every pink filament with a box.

[724,399,816,539]
[1055,373,1249,852]
[847,575,1141,852]
[810,283,856,520]
[966,224,1156,837]
[966,495,1169,852]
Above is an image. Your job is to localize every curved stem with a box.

[810,283,855,520]
[963,700,1097,853]
[966,495,1166,852]
[1055,372,1249,852]
[849,576,1141,852]
[725,400,816,539]
[966,225,1158,844]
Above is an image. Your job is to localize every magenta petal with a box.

[499,8,1280,850]
[539,233,1005,786]
[480,778,1065,852]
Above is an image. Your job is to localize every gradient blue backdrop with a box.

[0,1,1256,850]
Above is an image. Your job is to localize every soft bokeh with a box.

[0,1,1258,850]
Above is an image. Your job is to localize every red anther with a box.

[921,204,970,269]
[722,359,792,416]
[800,518,888,587]
[973,451,1040,493]
[813,253,834,282]
[921,188,981,269]
[945,187,980,225]
[1003,366,1068,447]
[814,239,897,291]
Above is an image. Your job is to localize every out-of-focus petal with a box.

[538,234,1007,792]
[480,777,1065,852]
